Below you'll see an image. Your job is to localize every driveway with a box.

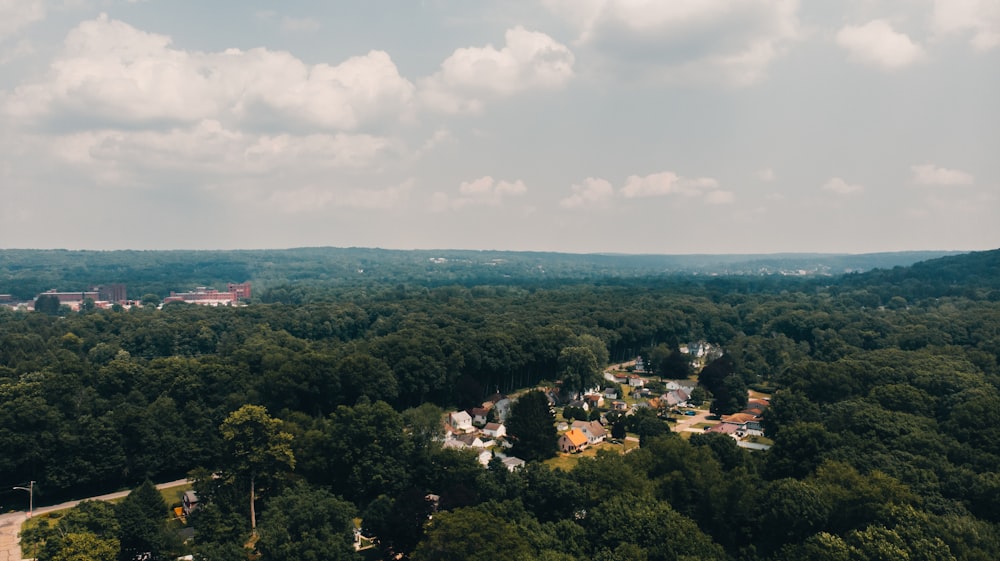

[671,408,717,433]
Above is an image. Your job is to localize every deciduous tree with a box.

[219,404,295,535]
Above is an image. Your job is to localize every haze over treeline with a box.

[0,247,962,301]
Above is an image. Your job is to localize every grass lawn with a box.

[160,482,192,510]
[543,439,638,471]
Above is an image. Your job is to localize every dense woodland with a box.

[2,248,999,560]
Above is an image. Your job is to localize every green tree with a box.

[116,480,169,561]
[34,294,62,315]
[49,533,119,561]
[506,390,557,461]
[298,400,414,505]
[411,508,533,561]
[256,483,358,561]
[576,333,610,368]
[219,404,295,535]
[753,478,832,554]
[362,490,436,557]
[557,346,600,395]
[626,407,670,446]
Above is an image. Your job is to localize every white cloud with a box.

[545,0,800,85]
[561,172,725,208]
[932,0,1000,51]
[822,177,864,195]
[42,120,397,189]
[835,20,925,69]
[431,176,528,211]
[911,164,975,186]
[705,190,736,204]
[419,26,574,113]
[0,0,44,41]
[620,172,718,198]
[559,177,615,208]
[3,15,415,131]
[756,167,776,182]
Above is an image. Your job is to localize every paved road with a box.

[0,479,189,561]
[0,513,25,561]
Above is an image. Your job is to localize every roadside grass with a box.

[19,511,64,558]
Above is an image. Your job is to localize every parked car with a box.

[684,410,697,416]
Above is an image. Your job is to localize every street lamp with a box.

[13,480,34,518]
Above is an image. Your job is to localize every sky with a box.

[0,0,997,254]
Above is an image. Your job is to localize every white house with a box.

[571,420,607,445]
[483,422,507,439]
[448,410,473,433]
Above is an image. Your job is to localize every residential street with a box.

[0,479,189,561]
[0,513,25,561]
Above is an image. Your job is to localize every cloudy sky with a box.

[0,0,997,254]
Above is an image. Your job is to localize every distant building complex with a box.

[15,281,251,311]
[162,282,252,306]
[163,282,250,306]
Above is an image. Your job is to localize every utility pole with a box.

[13,480,34,518]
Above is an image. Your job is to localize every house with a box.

[722,413,764,437]
[584,393,604,408]
[628,374,645,388]
[567,399,589,411]
[182,491,200,515]
[483,422,507,439]
[478,450,494,466]
[448,411,474,433]
[501,456,526,471]
[665,380,697,392]
[469,407,490,426]
[604,387,619,400]
[479,451,526,471]
[707,423,740,438]
[663,389,690,408]
[493,397,513,421]
[445,433,486,449]
[558,429,589,453]
[634,356,646,372]
[612,373,630,385]
[572,420,607,445]
[611,400,628,411]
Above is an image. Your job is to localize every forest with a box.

[0,247,959,301]
[1,247,999,560]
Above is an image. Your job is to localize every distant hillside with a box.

[835,248,1000,300]
[0,247,968,300]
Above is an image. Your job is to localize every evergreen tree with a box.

[506,391,557,461]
